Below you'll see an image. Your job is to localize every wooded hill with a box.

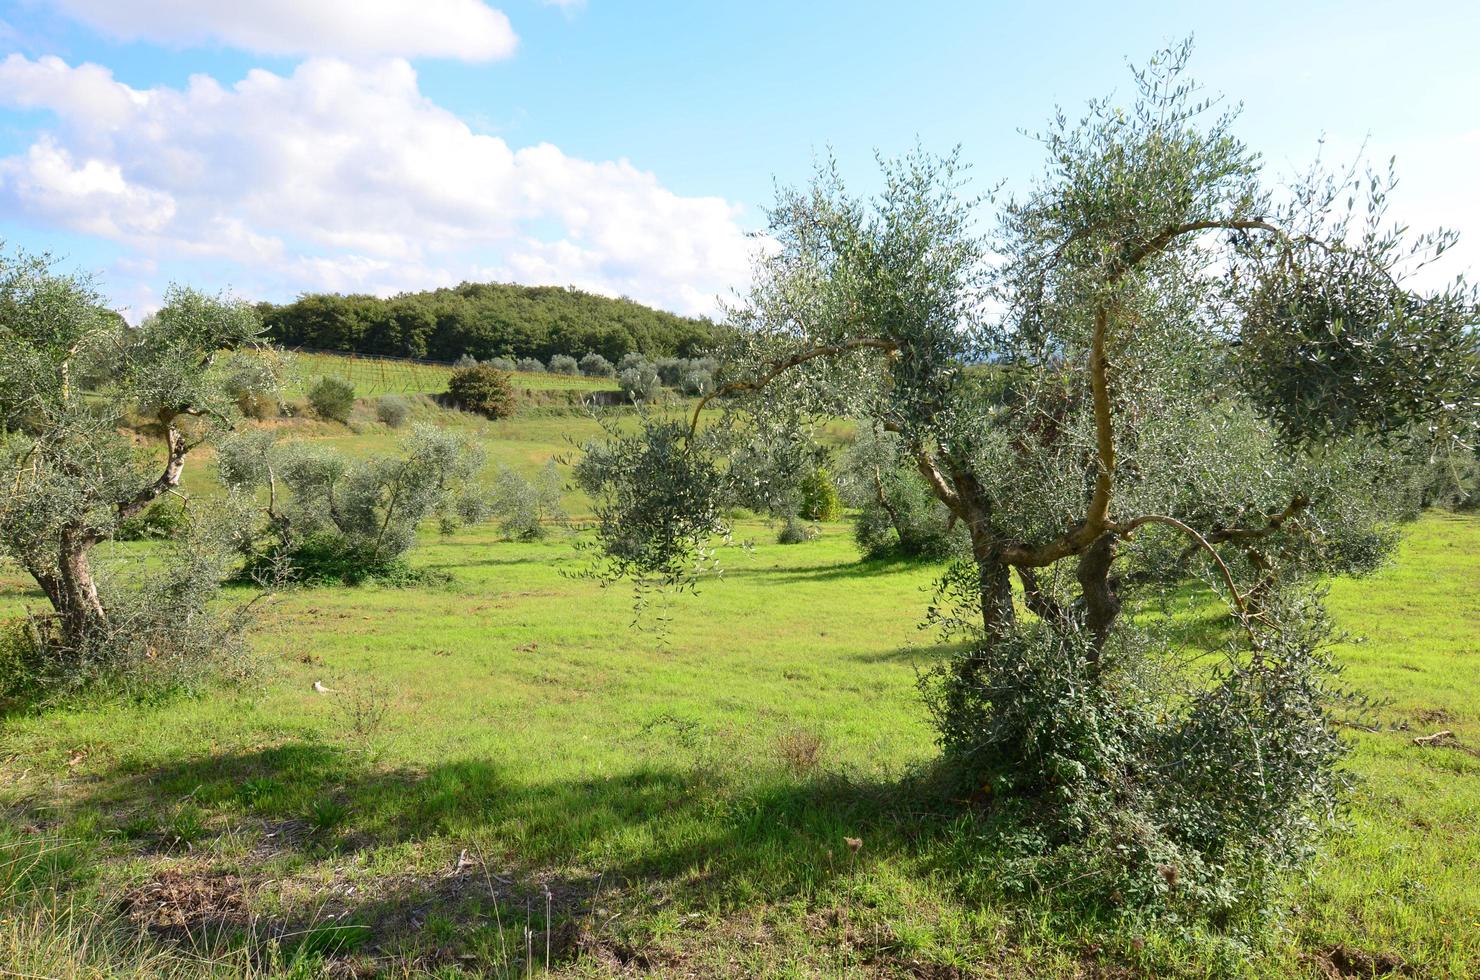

[258,281,723,363]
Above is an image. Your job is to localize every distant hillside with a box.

[258,282,724,363]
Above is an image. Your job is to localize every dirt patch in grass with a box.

[122,865,246,933]
[1310,943,1407,978]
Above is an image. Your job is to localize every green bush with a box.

[777,516,817,544]
[241,533,439,587]
[489,356,516,372]
[515,357,544,374]
[375,394,411,428]
[234,390,278,419]
[919,594,1352,919]
[798,467,841,521]
[446,364,516,419]
[453,353,478,368]
[548,354,579,375]
[490,461,566,540]
[618,361,662,403]
[115,497,187,541]
[580,352,615,377]
[308,376,356,423]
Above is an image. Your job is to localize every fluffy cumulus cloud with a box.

[0,54,756,315]
[48,0,518,62]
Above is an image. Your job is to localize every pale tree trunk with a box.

[24,532,107,653]
[24,420,189,655]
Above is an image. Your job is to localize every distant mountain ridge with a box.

[259,281,723,364]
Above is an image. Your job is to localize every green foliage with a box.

[617,359,662,403]
[259,281,720,363]
[777,515,817,544]
[798,466,841,521]
[575,42,1477,926]
[547,353,579,375]
[840,429,960,558]
[575,418,729,587]
[579,352,615,377]
[921,596,1354,919]
[657,356,718,395]
[0,249,274,680]
[489,461,566,540]
[219,425,489,585]
[1237,228,1480,445]
[515,356,544,374]
[1,509,256,705]
[307,376,356,423]
[114,497,186,542]
[374,394,411,428]
[445,363,516,419]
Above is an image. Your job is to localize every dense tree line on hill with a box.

[258,282,723,363]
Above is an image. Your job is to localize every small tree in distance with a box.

[446,363,516,419]
[308,376,356,423]
[576,44,1479,919]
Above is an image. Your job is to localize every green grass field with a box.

[1,365,1476,978]
[285,350,620,399]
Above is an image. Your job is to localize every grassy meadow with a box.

[286,351,619,400]
[1,359,1476,978]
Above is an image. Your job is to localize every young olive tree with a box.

[577,47,1479,913]
[0,250,274,663]
[218,424,489,583]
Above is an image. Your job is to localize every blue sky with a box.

[1,0,1476,319]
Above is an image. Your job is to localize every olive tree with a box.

[218,424,489,583]
[0,250,274,665]
[577,47,1478,914]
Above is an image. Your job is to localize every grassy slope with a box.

[0,372,1476,977]
[287,351,618,398]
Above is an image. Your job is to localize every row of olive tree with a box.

[574,45,1479,917]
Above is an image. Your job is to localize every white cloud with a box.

[0,54,756,315]
[49,0,517,62]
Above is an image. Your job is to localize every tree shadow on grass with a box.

[19,741,969,974]
[711,553,946,584]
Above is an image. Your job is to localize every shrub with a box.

[221,427,489,586]
[618,361,662,403]
[919,594,1353,918]
[798,467,841,521]
[616,352,648,373]
[234,390,279,419]
[2,513,255,705]
[489,356,516,372]
[548,354,579,375]
[375,394,411,428]
[776,728,825,776]
[446,364,516,419]
[579,352,615,377]
[656,357,684,387]
[308,376,356,423]
[453,353,478,368]
[678,362,715,395]
[840,429,961,558]
[115,497,187,541]
[490,461,566,540]
[777,516,817,544]
[515,357,544,373]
